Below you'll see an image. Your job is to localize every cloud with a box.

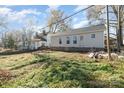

[11,9,41,22]
[73,20,89,29]
[74,5,88,12]
[0,7,12,16]
[0,7,41,22]
[17,9,41,16]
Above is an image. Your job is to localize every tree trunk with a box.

[117,6,123,52]
[106,5,112,61]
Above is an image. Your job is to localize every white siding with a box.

[47,31,104,48]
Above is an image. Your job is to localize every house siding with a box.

[47,31,104,48]
[17,40,43,50]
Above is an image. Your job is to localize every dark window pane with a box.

[59,38,62,44]
[91,34,95,38]
[73,36,77,44]
[66,37,70,44]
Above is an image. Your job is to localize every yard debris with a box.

[88,52,95,58]
[118,55,124,59]
[111,53,118,59]
[88,51,124,60]
[88,52,101,60]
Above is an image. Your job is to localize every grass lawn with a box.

[0,50,124,88]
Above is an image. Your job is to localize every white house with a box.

[47,24,106,51]
[30,39,43,50]
[17,39,43,50]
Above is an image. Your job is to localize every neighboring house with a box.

[16,29,48,51]
[34,30,48,46]
[17,41,27,50]
[16,30,48,51]
[17,39,43,50]
[47,24,106,51]
[30,39,43,50]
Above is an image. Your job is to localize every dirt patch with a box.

[0,69,12,85]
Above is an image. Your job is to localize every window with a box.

[73,36,77,44]
[59,38,62,44]
[91,34,95,38]
[66,37,70,44]
[80,36,83,40]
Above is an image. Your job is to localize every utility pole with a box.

[117,5,122,52]
[106,5,111,61]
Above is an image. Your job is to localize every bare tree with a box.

[1,32,15,49]
[21,18,37,50]
[87,5,124,51]
[47,10,72,33]
[0,16,8,49]
[12,30,23,49]
[87,5,106,24]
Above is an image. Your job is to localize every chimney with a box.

[43,30,46,35]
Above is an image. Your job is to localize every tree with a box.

[11,30,23,49]
[87,5,124,51]
[47,10,72,33]
[21,18,37,49]
[1,32,15,49]
[87,5,105,24]
[7,34,15,49]
[0,16,8,49]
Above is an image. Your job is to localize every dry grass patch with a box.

[43,51,88,61]
[0,53,35,69]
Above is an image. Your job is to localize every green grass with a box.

[0,52,124,88]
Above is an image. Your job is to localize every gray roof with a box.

[48,24,106,36]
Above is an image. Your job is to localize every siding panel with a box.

[48,31,104,48]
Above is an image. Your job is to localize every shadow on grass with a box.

[0,49,39,56]
[9,55,51,70]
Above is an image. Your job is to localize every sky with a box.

[0,5,89,33]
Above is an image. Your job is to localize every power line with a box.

[40,5,95,30]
